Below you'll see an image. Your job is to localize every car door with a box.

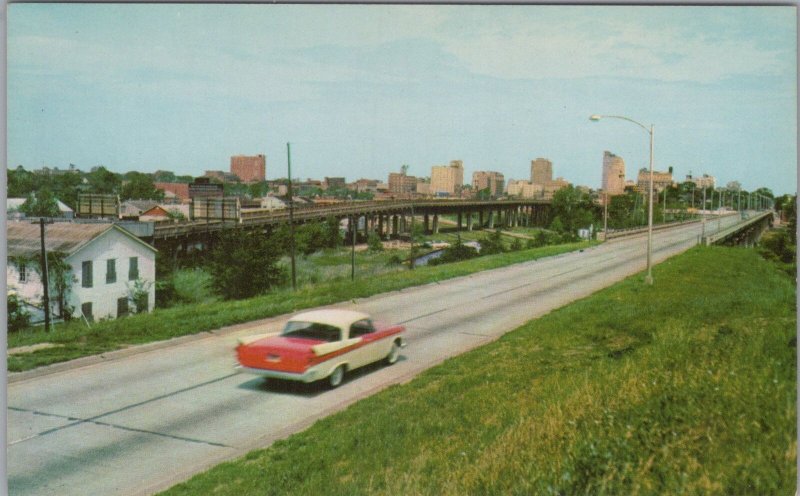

[346,319,380,369]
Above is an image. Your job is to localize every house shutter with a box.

[82,261,93,288]
[106,259,117,284]
[129,257,139,281]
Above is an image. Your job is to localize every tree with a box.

[120,172,164,201]
[20,189,60,217]
[323,216,342,249]
[367,232,384,252]
[8,166,37,198]
[87,166,121,194]
[480,228,506,255]
[208,228,286,300]
[550,185,598,235]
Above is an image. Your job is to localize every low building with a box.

[7,198,74,219]
[636,168,673,193]
[7,222,157,323]
[155,182,190,202]
[324,177,346,190]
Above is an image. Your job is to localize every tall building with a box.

[531,158,553,185]
[602,151,626,196]
[230,154,266,183]
[472,171,505,198]
[388,172,417,195]
[430,160,464,197]
[686,174,716,189]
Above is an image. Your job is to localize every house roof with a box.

[7,198,74,213]
[7,222,157,258]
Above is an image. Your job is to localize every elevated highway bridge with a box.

[149,198,552,249]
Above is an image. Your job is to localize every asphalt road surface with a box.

[8,215,743,496]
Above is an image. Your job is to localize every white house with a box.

[7,222,157,323]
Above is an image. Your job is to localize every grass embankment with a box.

[162,246,796,495]
[8,241,594,372]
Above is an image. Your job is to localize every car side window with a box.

[350,319,375,338]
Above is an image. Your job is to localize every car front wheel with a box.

[385,341,400,365]
[328,365,345,388]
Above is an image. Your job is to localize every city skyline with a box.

[7,5,797,194]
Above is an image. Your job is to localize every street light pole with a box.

[590,114,655,284]
[287,142,297,291]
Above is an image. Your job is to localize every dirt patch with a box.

[8,343,65,355]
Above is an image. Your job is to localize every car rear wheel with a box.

[385,341,400,365]
[328,365,345,388]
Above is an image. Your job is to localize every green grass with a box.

[8,240,595,372]
[160,246,796,495]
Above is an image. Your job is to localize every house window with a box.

[129,257,139,281]
[19,262,27,283]
[82,261,93,288]
[81,302,93,322]
[106,259,117,284]
[117,297,129,317]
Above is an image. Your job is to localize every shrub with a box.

[172,268,217,304]
[367,232,384,252]
[7,292,30,332]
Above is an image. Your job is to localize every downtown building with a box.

[636,168,674,193]
[472,171,505,198]
[388,172,417,196]
[530,158,553,185]
[230,154,266,183]
[601,151,626,196]
[430,160,464,197]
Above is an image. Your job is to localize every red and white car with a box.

[236,310,406,387]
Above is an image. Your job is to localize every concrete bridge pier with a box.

[378,215,384,238]
[432,214,440,234]
[488,211,495,229]
[457,212,463,231]
[467,212,473,231]
[479,211,485,228]
[392,215,399,239]
[424,214,430,234]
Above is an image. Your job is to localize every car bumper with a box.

[236,365,324,383]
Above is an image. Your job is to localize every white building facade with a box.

[7,223,157,323]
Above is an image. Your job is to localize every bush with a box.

[8,292,31,332]
[429,239,479,266]
[209,228,287,300]
[172,268,217,304]
[367,232,384,252]
[480,229,506,255]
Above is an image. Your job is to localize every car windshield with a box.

[281,321,341,342]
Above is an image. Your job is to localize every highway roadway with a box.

[7,215,742,496]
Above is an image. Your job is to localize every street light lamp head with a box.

[589,114,603,122]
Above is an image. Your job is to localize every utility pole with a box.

[287,142,297,291]
[39,218,52,332]
[701,186,707,239]
[351,215,356,281]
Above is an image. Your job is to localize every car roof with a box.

[288,309,371,330]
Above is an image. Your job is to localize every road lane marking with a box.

[8,372,240,447]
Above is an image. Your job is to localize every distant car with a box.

[236,309,406,388]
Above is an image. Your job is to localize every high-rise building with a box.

[531,158,553,185]
[388,172,417,195]
[230,154,266,183]
[472,171,505,198]
[430,160,464,197]
[602,151,626,196]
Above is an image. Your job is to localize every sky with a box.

[6,4,798,194]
